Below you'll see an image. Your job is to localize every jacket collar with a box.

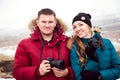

[30,24,66,44]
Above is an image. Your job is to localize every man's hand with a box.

[39,60,51,76]
[52,67,68,77]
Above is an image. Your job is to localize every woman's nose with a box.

[76,26,80,30]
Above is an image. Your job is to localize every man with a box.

[13,8,74,80]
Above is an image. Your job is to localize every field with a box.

[0,26,120,78]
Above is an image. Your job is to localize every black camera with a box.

[46,58,65,70]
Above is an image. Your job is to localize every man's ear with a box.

[55,19,57,24]
[36,19,39,26]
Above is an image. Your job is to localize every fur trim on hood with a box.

[28,17,68,32]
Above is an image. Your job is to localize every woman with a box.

[67,12,120,80]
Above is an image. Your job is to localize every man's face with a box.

[36,14,56,36]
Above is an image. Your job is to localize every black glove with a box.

[85,38,100,62]
[94,32,105,50]
[88,38,100,49]
[81,70,101,80]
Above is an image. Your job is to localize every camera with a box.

[46,57,65,70]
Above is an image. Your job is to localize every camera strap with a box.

[40,38,44,62]
[39,27,61,61]
[56,43,60,59]
[40,39,61,62]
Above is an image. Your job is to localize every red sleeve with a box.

[13,41,38,80]
[66,66,75,80]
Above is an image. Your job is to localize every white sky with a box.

[0,0,120,57]
[0,0,120,29]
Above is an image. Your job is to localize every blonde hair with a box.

[67,35,86,67]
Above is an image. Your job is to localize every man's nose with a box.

[45,22,50,26]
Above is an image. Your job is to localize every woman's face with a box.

[73,21,91,38]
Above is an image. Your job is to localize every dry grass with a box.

[117,49,120,57]
[0,54,14,62]
[0,54,14,78]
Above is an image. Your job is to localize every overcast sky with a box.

[0,0,120,57]
[0,0,120,30]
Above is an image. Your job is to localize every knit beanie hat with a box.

[72,13,92,27]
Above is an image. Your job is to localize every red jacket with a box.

[13,25,74,80]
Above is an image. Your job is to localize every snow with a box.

[0,46,16,56]
[0,78,15,80]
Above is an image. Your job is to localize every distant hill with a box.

[92,14,120,32]
[0,27,30,48]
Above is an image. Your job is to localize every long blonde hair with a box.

[67,35,86,67]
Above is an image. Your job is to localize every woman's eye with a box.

[78,23,83,26]
[73,26,76,30]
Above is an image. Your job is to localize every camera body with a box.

[46,58,65,70]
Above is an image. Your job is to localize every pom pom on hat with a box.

[72,13,92,27]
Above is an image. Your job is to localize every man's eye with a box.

[49,21,54,23]
[42,21,46,23]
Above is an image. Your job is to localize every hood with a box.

[28,17,68,33]
[29,17,68,42]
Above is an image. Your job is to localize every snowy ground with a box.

[0,78,15,80]
[0,78,120,80]
[0,46,16,57]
